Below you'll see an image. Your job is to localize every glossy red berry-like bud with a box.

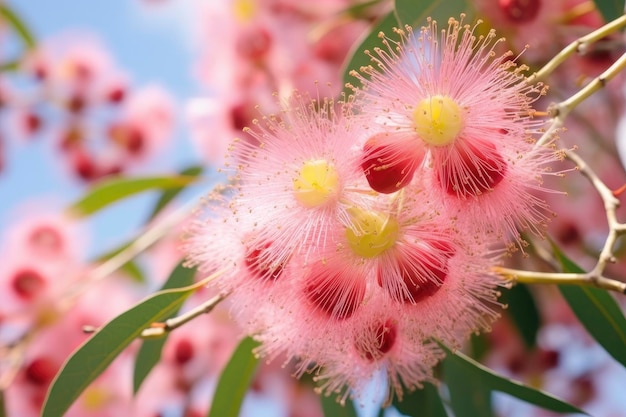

[355,319,398,361]
[498,0,541,23]
[438,140,507,198]
[361,134,420,194]
[304,266,365,320]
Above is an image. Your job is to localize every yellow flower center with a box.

[81,387,110,411]
[233,0,256,23]
[413,95,463,146]
[346,208,399,258]
[292,159,340,208]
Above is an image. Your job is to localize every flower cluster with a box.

[188,0,382,166]
[186,16,559,401]
[3,35,174,182]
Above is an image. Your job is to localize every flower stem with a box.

[140,291,231,338]
[528,13,626,84]
[494,267,626,294]
[537,51,626,147]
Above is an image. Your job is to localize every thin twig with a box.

[57,187,220,313]
[140,291,231,339]
[565,149,626,274]
[499,16,626,294]
[500,146,626,294]
[0,332,32,390]
[528,13,626,84]
[495,267,626,294]
[81,269,231,337]
[537,51,626,146]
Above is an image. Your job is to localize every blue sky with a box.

[1,1,208,256]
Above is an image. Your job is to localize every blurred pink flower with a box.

[0,206,86,328]
[24,32,126,111]
[187,0,380,166]
[474,0,606,65]
[3,209,84,261]
[116,84,175,164]
[3,279,136,417]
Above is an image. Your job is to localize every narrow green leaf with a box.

[207,337,260,417]
[320,395,358,417]
[133,263,197,394]
[146,165,203,222]
[552,245,626,368]
[156,263,197,292]
[41,281,203,417]
[0,4,36,49]
[393,382,449,417]
[0,390,7,417]
[0,59,20,73]
[593,0,626,23]
[133,340,167,393]
[341,11,399,94]
[442,346,588,415]
[91,242,145,283]
[120,260,145,283]
[67,175,200,217]
[342,0,383,19]
[501,284,541,348]
[394,0,471,28]
[470,333,491,361]
[443,352,494,417]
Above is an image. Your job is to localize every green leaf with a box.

[393,382,449,417]
[443,352,494,417]
[394,0,471,28]
[552,245,626,368]
[0,4,36,49]
[120,259,145,283]
[441,346,588,415]
[341,11,399,94]
[67,175,200,217]
[342,0,383,19]
[133,263,197,394]
[0,59,21,73]
[207,337,260,417]
[320,395,359,417]
[133,339,167,393]
[593,0,626,23]
[41,279,205,417]
[91,241,145,283]
[501,284,541,348]
[146,165,204,222]
[470,333,491,361]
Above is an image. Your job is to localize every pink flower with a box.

[186,99,506,399]
[350,16,560,246]
[25,32,125,111]
[0,207,87,326]
[3,279,136,417]
[224,92,371,266]
[187,0,379,168]
[3,209,83,261]
[251,184,503,397]
[117,85,175,162]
